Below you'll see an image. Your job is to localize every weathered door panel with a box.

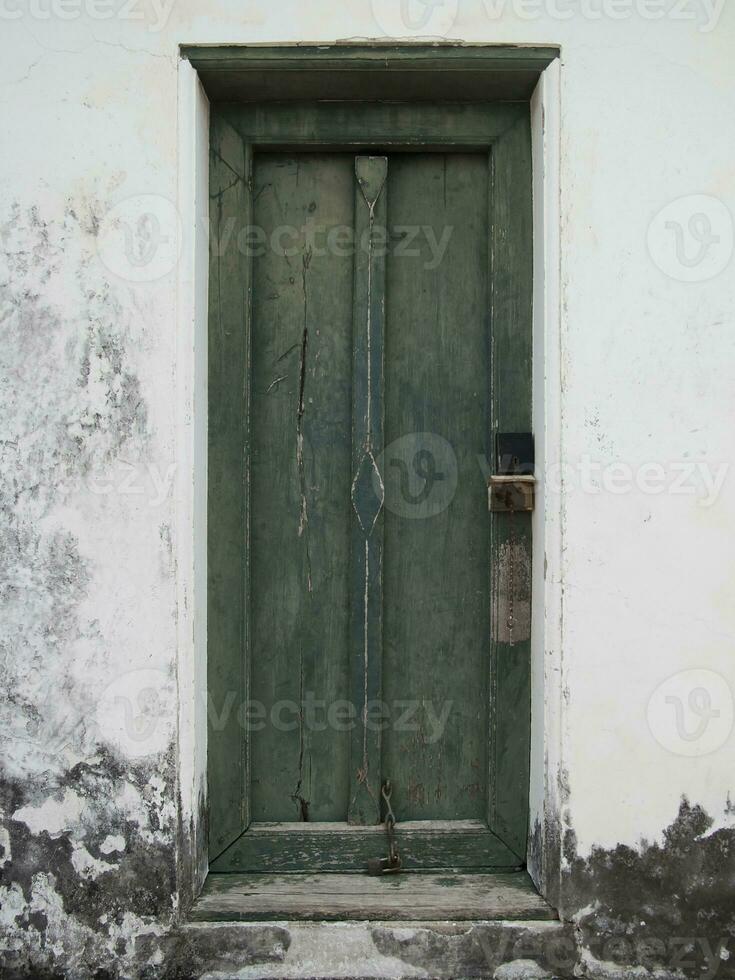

[208,106,533,872]
[347,155,388,827]
[207,114,252,860]
[382,154,491,823]
[250,154,355,823]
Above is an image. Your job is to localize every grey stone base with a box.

[136,919,575,979]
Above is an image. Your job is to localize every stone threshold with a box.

[165,873,573,977]
[190,871,556,922]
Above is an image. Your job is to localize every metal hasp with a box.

[489,432,535,512]
[489,474,535,512]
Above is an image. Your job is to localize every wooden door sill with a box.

[189,871,555,922]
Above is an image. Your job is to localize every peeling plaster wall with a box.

[0,182,180,977]
[1,21,182,976]
[1,1,734,977]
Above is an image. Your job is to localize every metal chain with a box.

[367,779,401,874]
[382,780,400,869]
[507,504,515,647]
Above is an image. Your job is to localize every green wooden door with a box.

[208,105,532,873]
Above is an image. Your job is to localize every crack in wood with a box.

[291,657,310,822]
[296,247,313,594]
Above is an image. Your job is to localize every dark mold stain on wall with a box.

[561,797,735,979]
[135,923,292,979]
[1,754,177,974]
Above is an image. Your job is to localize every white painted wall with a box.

[2,0,734,903]
[530,57,564,895]
[175,60,209,895]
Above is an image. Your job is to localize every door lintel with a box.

[181,43,560,104]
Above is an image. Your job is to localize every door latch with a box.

[488,432,535,512]
[488,474,535,512]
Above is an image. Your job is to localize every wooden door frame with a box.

[186,44,560,875]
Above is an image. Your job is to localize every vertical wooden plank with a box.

[348,156,388,826]
[249,155,355,823]
[382,154,490,822]
[207,111,252,858]
[488,111,534,860]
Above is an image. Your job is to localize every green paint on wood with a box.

[183,43,560,71]
[219,102,526,151]
[207,100,534,873]
[207,115,251,859]
[210,822,522,873]
[249,154,355,823]
[488,114,534,861]
[348,156,388,826]
[382,154,491,824]
[183,44,560,104]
